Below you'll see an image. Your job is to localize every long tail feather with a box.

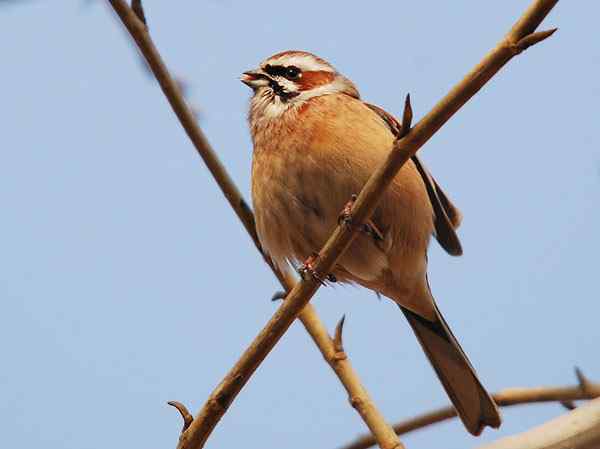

[400,302,501,435]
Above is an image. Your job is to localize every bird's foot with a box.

[338,194,358,226]
[338,194,384,242]
[297,253,336,285]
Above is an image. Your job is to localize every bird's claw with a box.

[298,253,336,284]
[338,194,383,242]
[338,194,358,225]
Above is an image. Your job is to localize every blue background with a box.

[1,1,598,448]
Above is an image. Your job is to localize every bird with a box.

[241,50,501,436]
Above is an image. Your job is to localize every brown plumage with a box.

[242,50,501,435]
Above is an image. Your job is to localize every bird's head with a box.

[241,51,359,120]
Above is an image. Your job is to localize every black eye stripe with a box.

[264,64,301,79]
[264,64,282,76]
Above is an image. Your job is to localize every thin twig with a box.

[339,370,600,449]
[108,1,558,448]
[107,1,403,449]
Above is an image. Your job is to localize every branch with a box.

[107,2,404,449]
[108,1,558,448]
[339,369,600,449]
[476,397,600,449]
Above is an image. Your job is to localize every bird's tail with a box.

[399,300,501,435]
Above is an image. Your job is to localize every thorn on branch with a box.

[575,366,592,394]
[515,28,557,53]
[399,94,413,138]
[167,400,193,432]
[332,315,348,361]
[334,315,346,352]
[131,0,147,26]
[271,290,286,302]
[560,400,577,410]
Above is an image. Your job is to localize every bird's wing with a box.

[365,102,463,256]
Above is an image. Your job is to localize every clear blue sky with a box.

[1,1,598,449]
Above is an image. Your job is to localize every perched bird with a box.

[242,50,501,435]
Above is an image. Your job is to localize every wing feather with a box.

[365,102,463,256]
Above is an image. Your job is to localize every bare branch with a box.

[339,373,600,449]
[476,397,600,449]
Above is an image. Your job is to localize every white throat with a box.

[249,76,354,122]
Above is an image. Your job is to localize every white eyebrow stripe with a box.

[266,54,335,73]
[294,77,349,102]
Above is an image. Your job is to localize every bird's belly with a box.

[252,151,344,269]
[251,149,393,283]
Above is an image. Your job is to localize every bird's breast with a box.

[251,136,343,269]
[250,94,433,275]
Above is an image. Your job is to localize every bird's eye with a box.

[284,66,301,80]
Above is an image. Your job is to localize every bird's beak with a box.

[240,70,270,89]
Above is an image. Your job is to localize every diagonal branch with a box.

[107,2,404,449]
[339,369,600,449]
[108,1,558,448]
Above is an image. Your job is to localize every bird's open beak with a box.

[240,70,270,89]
